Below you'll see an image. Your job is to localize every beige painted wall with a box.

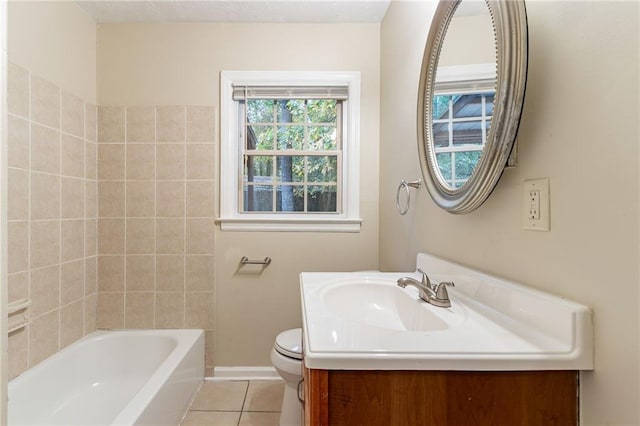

[8,1,96,103]
[97,23,380,366]
[380,1,639,425]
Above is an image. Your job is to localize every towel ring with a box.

[396,179,422,215]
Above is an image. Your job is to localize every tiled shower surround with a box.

[7,63,217,378]
[7,63,98,379]
[97,105,216,373]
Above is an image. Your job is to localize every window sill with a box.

[216,217,362,233]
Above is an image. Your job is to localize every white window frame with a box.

[219,71,361,232]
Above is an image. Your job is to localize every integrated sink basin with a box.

[321,280,463,332]
[300,253,594,371]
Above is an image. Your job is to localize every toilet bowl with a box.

[271,328,303,426]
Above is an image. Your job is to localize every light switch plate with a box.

[523,178,550,231]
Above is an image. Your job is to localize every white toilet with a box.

[271,328,303,426]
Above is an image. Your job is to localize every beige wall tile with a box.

[125,292,155,328]
[127,106,155,142]
[85,293,98,333]
[98,106,125,143]
[126,255,155,291]
[8,115,29,169]
[30,310,60,367]
[30,220,60,269]
[30,265,60,317]
[86,142,97,180]
[86,181,97,218]
[156,255,184,292]
[60,300,84,348]
[126,143,155,180]
[8,272,29,302]
[97,292,124,329]
[186,144,215,179]
[8,221,29,273]
[186,219,215,254]
[31,124,60,174]
[156,106,185,143]
[205,330,215,370]
[186,181,215,217]
[8,328,28,380]
[86,104,97,142]
[186,255,215,292]
[61,219,85,262]
[98,181,125,218]
[61,259,84,304]
[98,218,125,254]
[156,180,185,217]
[156,144,185,180]
[156,218,185,254]
[31,172,60,220]
[8,63,29,118]
[185,292,214,329]
[126,218,155,254]
[31,75,60,129]
[155,292,184,328]
[98,144,125,180]
[8,168,29,221]
[61,91,85,138]
[62,134,85,178]
[85,256,98,295]
[126,181,155,217]
[62,177,85,219]
[98,255,124,291]
[187,106,215,143]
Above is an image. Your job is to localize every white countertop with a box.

[300,253,594,371]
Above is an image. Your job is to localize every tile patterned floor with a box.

[181,380,285,426]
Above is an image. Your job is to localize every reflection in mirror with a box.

[433,0,497,189]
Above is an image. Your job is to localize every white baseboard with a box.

[209,366,281,381]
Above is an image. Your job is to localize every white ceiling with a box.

[75,0,392,23]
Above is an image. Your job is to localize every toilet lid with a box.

[275,328,302,360]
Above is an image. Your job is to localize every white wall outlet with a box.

[523,178,550,231]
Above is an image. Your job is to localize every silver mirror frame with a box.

[417,0,528,214]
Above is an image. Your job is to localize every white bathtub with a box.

[8,329,204,426]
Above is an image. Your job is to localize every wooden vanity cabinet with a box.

[303,367,578,426]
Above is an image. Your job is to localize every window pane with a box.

[307,100,337,123]
[308,186,337,212]
[244,185,273,212]
[485,94,494,116]
[276,185,304,212]
[453,94,483,119]
[277,125,304,150]
[278,99,304,123]
[308,126,337,150]
[245,155,273,183]
[276,156,304,183]
[454,151,482,181]
[432,95,450,120]
[436,152,452,182]
[307,156,337,183]
[247,125,273,150]
[433,122,449,148]
[452,121,483,146]
[247,100,274,123]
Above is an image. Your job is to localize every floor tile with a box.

[244,380,285,412]
[182,411,241,426]
[239,411,281,426]
[189,380,249,411]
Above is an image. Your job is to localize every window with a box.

[433,64,496,188]
[220,71,361,232]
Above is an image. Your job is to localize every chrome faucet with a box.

[397,268,455,308]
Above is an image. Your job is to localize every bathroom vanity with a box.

[299,253,593,425]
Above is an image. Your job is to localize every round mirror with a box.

[417,0,528,214]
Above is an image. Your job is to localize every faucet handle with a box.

[434,281,455,300]
[417,268,432,289]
